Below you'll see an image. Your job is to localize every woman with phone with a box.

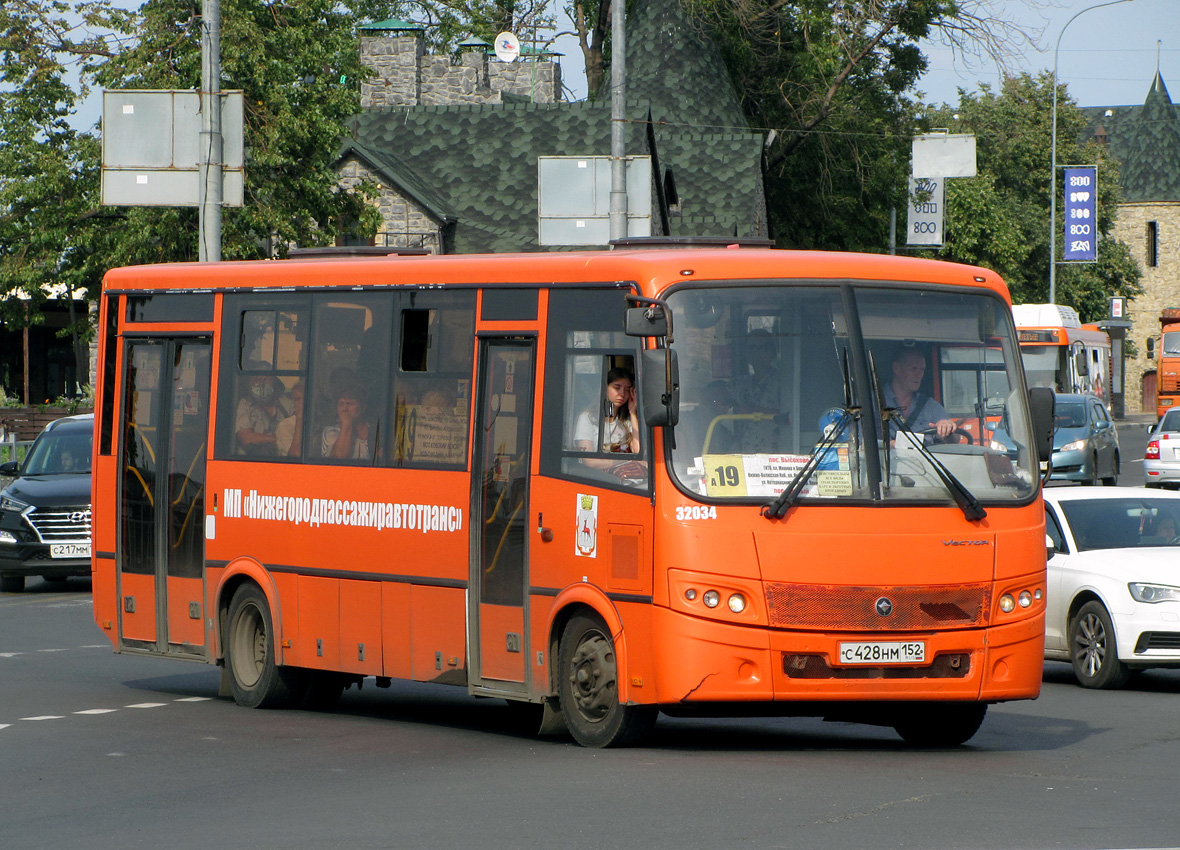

[574,366,641,472]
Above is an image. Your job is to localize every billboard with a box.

[1063,166,1097,262]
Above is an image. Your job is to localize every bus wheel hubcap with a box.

[569,633,615,722]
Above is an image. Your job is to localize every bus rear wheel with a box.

[893,703,987,747]
[558,612,655,748]
[225,583,305,709]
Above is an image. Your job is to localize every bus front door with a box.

[470,338,535,693]
[118,338,211,658]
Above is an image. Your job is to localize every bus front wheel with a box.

[558,612,655,748]
[893,703,987,747]
[225,583,305,709]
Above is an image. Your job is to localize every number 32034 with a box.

[676,505,718,521]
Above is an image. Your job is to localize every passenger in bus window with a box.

[734,329,788,450]
[235,375,289,456]
[883,347,955,440]
[276,379,305,457]
[575,367,639,456]
[321,378,372,460]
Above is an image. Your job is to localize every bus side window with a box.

[391,292,475,468]
[219,304,308,460]
[308,294,391,465]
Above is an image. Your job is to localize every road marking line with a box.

[20,715,65,721]
[124,702,166,709]
[175,697,212,702]
[0,652,24,658]
[74,709,118,715]
[0,724,10,730]
[38,648,69,653]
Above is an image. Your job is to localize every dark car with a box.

[1044,393,1120,486]
[0,414,93,592]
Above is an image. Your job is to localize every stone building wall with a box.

[1112,201,1180,414]
[336,155,443,254]
[359,33,562,108]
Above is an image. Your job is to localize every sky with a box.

[547,0,1178,107]
[914,0,1180,108]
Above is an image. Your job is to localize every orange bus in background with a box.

[1012,303,1111,404]
[1154,308,1180,418]
[91,245,1053,747]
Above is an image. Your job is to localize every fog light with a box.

[728,593,747,613]
[0,530,16,544]
[684,588,698,602]
[1018,591,1033,608]
[703,590,720,608]
[999,594,1015,613]
[1034,588,1043,601]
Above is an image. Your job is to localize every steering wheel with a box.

[918,426,974,445]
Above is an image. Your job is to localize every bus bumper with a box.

[649,606,1043,705]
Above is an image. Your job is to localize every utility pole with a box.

[1049,0,1133,302]
[199,0,223,262]
[608,0,627,241]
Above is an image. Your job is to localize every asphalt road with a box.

[3,579,1180,850]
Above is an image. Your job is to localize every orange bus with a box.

[1012,303,1111,404]
[90,245,1053,747]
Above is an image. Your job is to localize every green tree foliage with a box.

[1,0,379,328]
[924,73,1141,320]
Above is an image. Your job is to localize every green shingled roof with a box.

[341,0,765,253]
[1081,73,1180,203]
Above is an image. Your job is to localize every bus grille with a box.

[25,506,93,544]
[783,653,971,679]
[764,582,990,631]
[1160,376,1180,394]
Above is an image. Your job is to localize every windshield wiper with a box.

[884,410,987,521]
[763,349,858,520]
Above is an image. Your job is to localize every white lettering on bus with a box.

[229,488,463,534]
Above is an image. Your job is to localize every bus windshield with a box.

[667,283,1038,504]
[1019,345,1066,391]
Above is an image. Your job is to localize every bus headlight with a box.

[684,588,698,601]
[1018,591,1033,608]
[999,594,1016,613]
[728,593,747,613]
[703,590,720,608]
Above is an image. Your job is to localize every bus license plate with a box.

[838,641,925,665]
[50,543,90,559]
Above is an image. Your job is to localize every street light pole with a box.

[1049,0,1133,304]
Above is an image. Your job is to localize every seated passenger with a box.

[235,375,289,456]
[321,378,372,460]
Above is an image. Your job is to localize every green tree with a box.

[924,73,1141,320]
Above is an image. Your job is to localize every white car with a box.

[1043,487,1180,688]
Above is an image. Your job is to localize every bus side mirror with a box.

[1074,348,1089,377]
[626,305,668,338]
[639,348,679,427]
[1029,387,1055,462]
